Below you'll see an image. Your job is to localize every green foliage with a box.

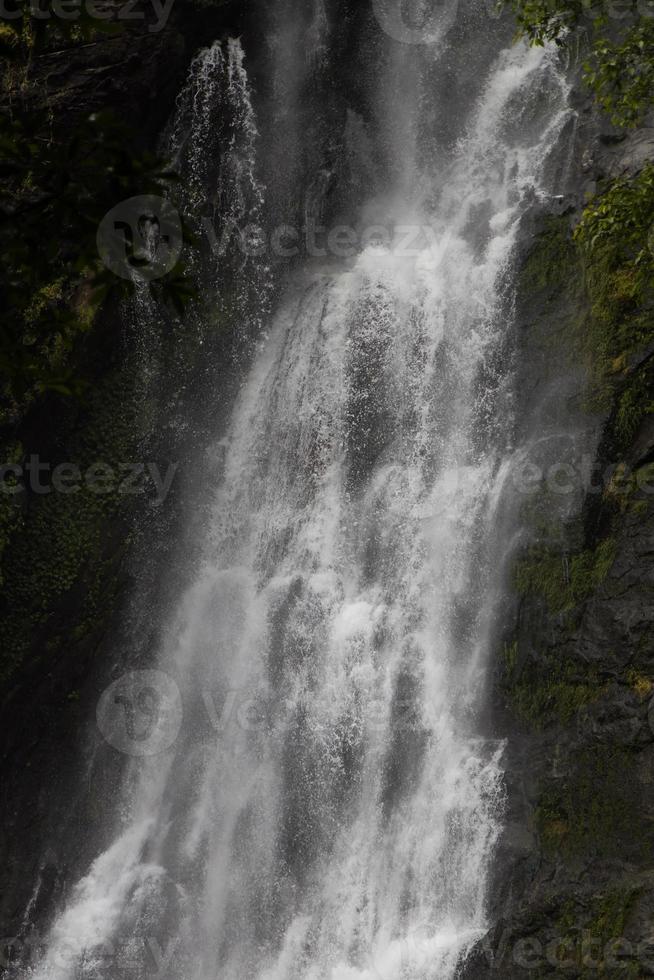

[584,19,654,128]
[575,164,654,270]
[506,0,654,127]
[575,97,654,449]
[506,0,654,437]
[572,168,654,437]
[0,107,192,403]
[0,0,122,58]
[503,0,589,45]
[615,360,654,442]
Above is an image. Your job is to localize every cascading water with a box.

[22,5,575,979]
[165,38,270,341]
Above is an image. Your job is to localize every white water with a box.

[27,20,572,980]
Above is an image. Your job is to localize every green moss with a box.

[518,193,654,452]
[507,534,618,728]
[543,888,644,978]
[571,538,617,592]
[503,639,518,674]
[515,676,602,727]
[536,746,649,860]
[614,359,654,446]
[589,888,641,946]
[519,215,577,294]
[519,489,576,550]
[572,166,654,441]
[506,653,605,729]
[23,278,66,328]
[0,358,151,685]
[514,537,616,614]
[514,547,571,611]
[0,440,24,588]
[601,461,654,520]
[517,217,592,398]
[627,669,654,700]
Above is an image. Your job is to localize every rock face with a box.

[5,0,252,139]
[461,94,654,978]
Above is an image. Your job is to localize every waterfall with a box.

[22,9,574,980]
[166,39,270,342]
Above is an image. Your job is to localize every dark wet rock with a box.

[460,88,654,977]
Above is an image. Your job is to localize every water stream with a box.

[25,6,574,978]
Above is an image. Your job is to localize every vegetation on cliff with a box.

[491,3,654,963]
[506,0,654,126]
[0,14,181,690]
[506,0,654,405]
[0,109,187,401]
[0,4,201,407]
